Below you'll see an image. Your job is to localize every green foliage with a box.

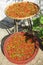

[40,15,43,24]
[33,17,40,26]
[32,16,43,42]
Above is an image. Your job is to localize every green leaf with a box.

[40,15,43,24]
[32,17,40,26]
[32,26,43,31]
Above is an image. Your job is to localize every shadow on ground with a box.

[39,39,43,50]
[34,34,43,51]
[0,17,14,29]
[0,17,16,34]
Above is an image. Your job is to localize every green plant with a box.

[32,16,43,44]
